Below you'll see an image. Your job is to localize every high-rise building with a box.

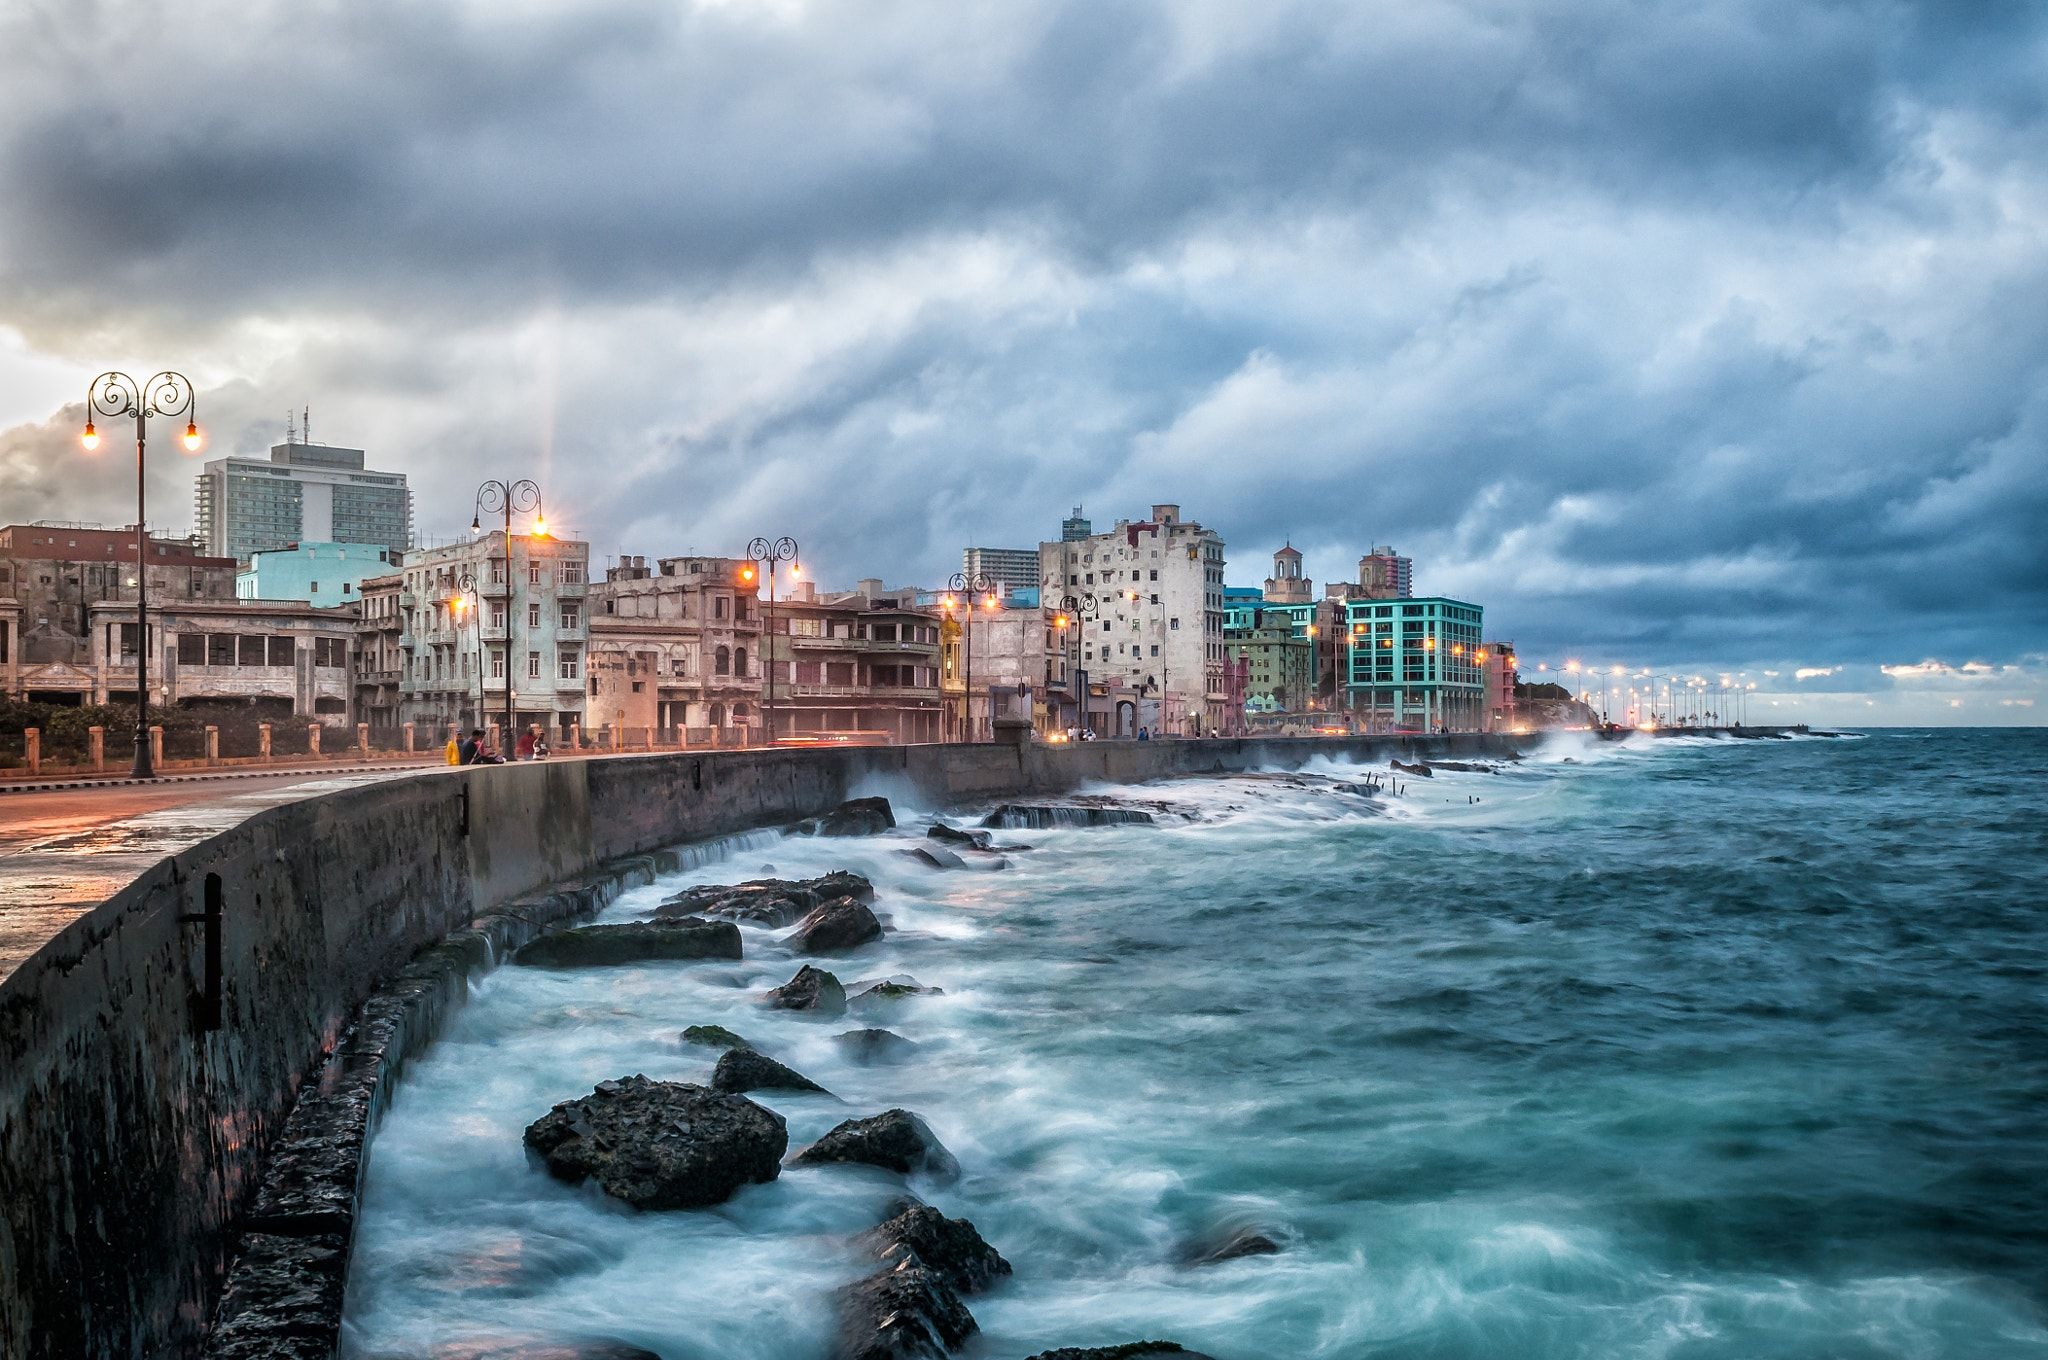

[1343,596,1486,730]
[961,547,1041,594]
[1060,505,1092,543]
[1358,545,1413,600]
[1039,503,1226,735]
[195,438,413,563]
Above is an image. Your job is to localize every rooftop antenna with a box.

[303,406,311,445]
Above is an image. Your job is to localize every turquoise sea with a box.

[342,729,2048,1359]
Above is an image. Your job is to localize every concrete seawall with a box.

[0,734,1513,1359]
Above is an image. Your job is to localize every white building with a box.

[961,547,1042,595]
[195,438,413,563]
[1040,503,1227,736]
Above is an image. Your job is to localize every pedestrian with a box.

[516,727,536,761]
[1138,726,1150,742]
[444,733,461,766]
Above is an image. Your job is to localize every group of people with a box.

[444,726,550,766]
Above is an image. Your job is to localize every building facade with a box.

[1225,607,1315,712]
[1358,545,1413,600]
[0,524,239,704]
[960,547,1042,595]
[390,531,589,740]
[195,439,413,562]
[88,599,358,722]
[1262,544,1312,604]
[774,583,942,743]
[1039,503,1227,735]
[583,554,763,742]
[1483,640,1520,732]
[237,542,398,608]
[940,599,1054,739]
[1342,596,1487,730]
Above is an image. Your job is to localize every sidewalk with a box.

[0,758,444,795]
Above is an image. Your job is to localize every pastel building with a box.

[236,542,398,608]
[1342,596,1487,730]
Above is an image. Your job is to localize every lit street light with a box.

[81,370,201,778]
[946,570,996,741]
[743,536,800,741]
[472,479,545,754]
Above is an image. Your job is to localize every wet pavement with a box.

[0,768,444,985]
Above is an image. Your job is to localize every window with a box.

[1150,645,1159,657]
[560,605,580,630]
[490,650,505,680]
[714,597,728,620]
[559,651,580,681]
[490,603,506,630]
[528,651,542,678]
[314,638,347,668]
[341,583,351,595]
[734,646,748,676]
[1170,618,1180,630]
[208,635,236,666]
[715,645,731,675]
[528,603,541,628]
[528,561,542,585]
[309,581,319,592]
[177,634,206,665]
[269,636,294,665]
[559,560,585,584]
[1149,569,1158,581]
[239,636,266,666]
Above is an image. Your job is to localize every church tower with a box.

[1263,543,1311,603]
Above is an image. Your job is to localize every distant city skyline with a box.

[1,2,2042,725]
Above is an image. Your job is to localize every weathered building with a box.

[774,582,942,743]
[584,554,762,743]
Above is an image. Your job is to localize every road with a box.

[0,767,442,984]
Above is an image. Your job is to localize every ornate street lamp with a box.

[743,536,800,742]
[945,570,996,742]
[81,371,201,778]
[445,569,481,730]
[472,479,544,752]
[1041,578,1098,736]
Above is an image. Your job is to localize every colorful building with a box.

[1342,596,1487,730]
[237,541,397,608]
[1224,606,1315,712]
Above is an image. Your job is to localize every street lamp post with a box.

[744,537,800,742]
[472,480,544,754]
[946,570,995,741]
[81,371,201,779]
[1042,584,1098,735]
[446,570,481,731]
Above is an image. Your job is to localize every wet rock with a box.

[410,1341,664,1360]
[655,883,814,927]
[903,845,968,871]
[795,796,896,837]
[201,1231,349,1360]
[835,1028,921,1064]
[835,1258,977,1360]
[1181,1228,1282,1266]
[980,804,1156,830]
[788,896,885,954]
[1390,759,1433,777]
[850,979,943,1008]
[1022,1347,1216,1360]
[513,918,741,968]
[522,1075,786,1209]
[768,964,847,1015]
[860,1204,1011,1294]
[797,1109,959,1180]
[681,1024,752,1050]
[712,1047,830,1096]
[927,822,992,850]
[1428,760,1496,774]
[812,869,878,902]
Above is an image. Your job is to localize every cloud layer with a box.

[3,0,2045,722]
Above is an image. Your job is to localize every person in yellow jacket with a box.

[444,733,461,765]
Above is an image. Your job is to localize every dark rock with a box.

[656,883,814,927]
[788,896,885,954]
[807,796,896,837]
[768,964,847,1015]
[712,1047,830,1096]
[980,804,1156,830]
[860,1204,1010,1294]
[851,979,943,1008]
[202,1231,349,1360]
[927,822,992,850]
[835,1028,921,1064]
[522,1075,786,1209]
[796,1109,959,1179]
[1390,759,1433,777]
[835,1259,977,1360]
[513,918,741,968]
[812,869,878,902]
[903,845,968,871]
[409,1342,664,1360]
[1022,1347,1215,1360]
[681,1024,752,1050]
[1182,1228,1282,1266]
[1428,760,1495,774]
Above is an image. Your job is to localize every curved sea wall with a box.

[0,734,1512,1359]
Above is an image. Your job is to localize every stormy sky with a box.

[2,0,2044,723]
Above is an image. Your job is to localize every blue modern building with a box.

[1342,595,1486,730]
[236,542,398,608]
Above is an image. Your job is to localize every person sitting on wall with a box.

[516,727,537,761]
[460,728,505,765]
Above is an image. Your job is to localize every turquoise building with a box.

[236,542,398,608]
[1342,596,1486,730]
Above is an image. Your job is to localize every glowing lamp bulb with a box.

[182,421,202,452]
[81,421,100,451]
[741,566,756,582]
[533,515,548,537]
[790,563,801,578]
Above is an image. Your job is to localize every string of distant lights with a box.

[1513,657,1765,727]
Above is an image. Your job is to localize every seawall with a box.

[0,734,1513,1359]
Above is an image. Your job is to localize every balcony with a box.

[557,580,587,599]
[789,635,856,651]
[859,639,935,654]
[790,683,865,699]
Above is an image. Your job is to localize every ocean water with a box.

[339,730,2048,1359]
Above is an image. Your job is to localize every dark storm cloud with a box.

[2,0,2046,721]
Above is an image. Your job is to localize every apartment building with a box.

[772,582,942,743]
[583,554,763,742]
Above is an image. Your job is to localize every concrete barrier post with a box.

[356,723,369,757]
[23,727,37,776]
[569,721,581,751]
[149,725,163,768]
[644,726,653,750]
[205,726,219,765]
[259,723,272,759]
[403,722,415,754]
[606,722,617,751]
[89,725,105,771]
[487,721,500,754]
[308,724,321,757]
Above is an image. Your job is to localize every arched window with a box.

[734,646,747,676]
[709,702,726,726]
[715,645,731,675]
[732,702,749,719]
